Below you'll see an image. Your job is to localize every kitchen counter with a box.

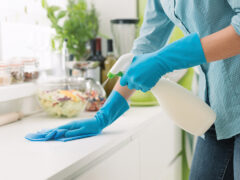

[0,106,181,180]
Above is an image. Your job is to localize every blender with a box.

[111,19,139,57]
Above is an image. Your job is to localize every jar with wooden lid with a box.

[9,61,23,84]
[22,58,39,82]
[0,62,12,86]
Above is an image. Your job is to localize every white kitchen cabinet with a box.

[139,115,179,180]
[74,139,140,180]
[69,114,181,180]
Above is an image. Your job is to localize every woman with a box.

[26,0,240,179]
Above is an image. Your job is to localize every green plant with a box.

[42,0,99,60]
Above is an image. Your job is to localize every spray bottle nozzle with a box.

[107,72,124,79]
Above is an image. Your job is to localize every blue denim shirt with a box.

[132,0,240,140]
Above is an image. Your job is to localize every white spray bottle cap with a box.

[107,53,134,79]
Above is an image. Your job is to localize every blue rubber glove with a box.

[120,33,207,92]
[25,90,129,142]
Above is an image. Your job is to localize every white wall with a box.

[88,0,137,38]
[0,0,66,68]
[0,0,137,35]
[0,0,137,62]
[0,0,66,26]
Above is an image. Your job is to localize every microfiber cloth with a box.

[25,129,99,142]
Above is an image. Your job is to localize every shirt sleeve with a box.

[131,0,174,55]
[227,0,240,35]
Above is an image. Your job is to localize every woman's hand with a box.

[57,118,103,137]
[120,52,167,92]
[24,118,102,142]
[120,33,207,92]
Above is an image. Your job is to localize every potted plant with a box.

[42,0,99,60]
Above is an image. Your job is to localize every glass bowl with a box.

[37,78,88,118]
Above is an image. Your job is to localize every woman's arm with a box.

[201,25,240,62]
[114,25,240,99]
[113,79,135,100]
[132,0,174,54]
[112,0,175,100]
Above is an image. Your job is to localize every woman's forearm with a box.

[113,79,135,100]
[201,25,240,62]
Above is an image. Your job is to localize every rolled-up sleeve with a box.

[227,0,240,35]
[131,0,174,55]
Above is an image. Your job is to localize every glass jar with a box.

[22,58,39,82]
[0,63,12,86]
[9,61,23,84]
[85,78,106,112]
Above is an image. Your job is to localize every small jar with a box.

[22,58,39,82]
[85,78,106,112]
[9,61,23,84]
[0,63,12,86]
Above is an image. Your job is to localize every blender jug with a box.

[111,19,139,57]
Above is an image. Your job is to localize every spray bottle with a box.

[107,53,216,136]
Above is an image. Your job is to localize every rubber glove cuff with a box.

[95,90,129,129]
[153,33,207,71]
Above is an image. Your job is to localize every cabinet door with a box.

[139,116,181,180]
[74,140,140,180]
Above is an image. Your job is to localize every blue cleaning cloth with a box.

[25,129,99,142]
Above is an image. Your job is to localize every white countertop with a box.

[0,106,164,180]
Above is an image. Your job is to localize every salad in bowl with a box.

[37,78,88,118]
